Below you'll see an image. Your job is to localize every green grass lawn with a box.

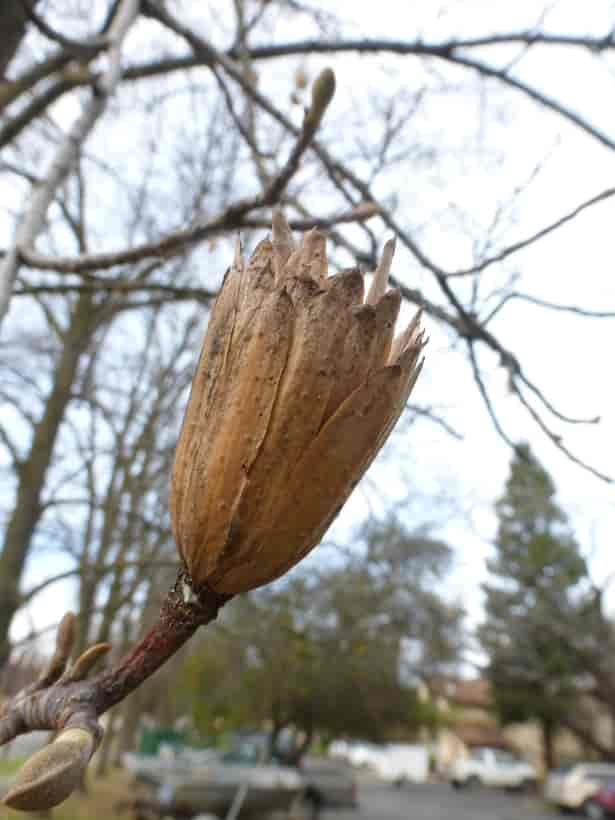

[0,758,25,777]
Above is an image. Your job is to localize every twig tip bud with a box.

[305,67,336,128]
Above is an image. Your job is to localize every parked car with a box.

[300,757,358,812]
[220,737,358,815]
[125,741,357,819]
[449,746,537,790]
[125,752,303,819]
[584,782,615,820]
[544,763,615,813]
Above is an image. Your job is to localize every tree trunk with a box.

[95,710,118,778]
[562,714,615,761]
[0,0,38,78]
[0,293,96,665]
[268,721,283,761]
[541,717,555,771]
[114,697,142,764]
[75,576,98,658]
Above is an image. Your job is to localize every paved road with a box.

[328,783,562,820]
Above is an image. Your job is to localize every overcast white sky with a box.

[7,0,615,650]
[292,0,615,627]
[387,7,611,557]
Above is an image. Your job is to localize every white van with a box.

[450,746,537,789]
[372,744,429,785]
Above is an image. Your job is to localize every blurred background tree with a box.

[174,518,460,757]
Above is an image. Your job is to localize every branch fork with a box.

[0,571,230,811]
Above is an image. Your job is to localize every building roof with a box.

[455,723,509,749]
[430,677,493,709]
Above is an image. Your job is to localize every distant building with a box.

[422,676,601,776]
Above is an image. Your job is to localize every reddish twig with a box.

[0,570,231,811]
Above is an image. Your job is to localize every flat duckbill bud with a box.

[4,728,95,811]
[171,214,426,595]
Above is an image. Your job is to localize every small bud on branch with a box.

[304,67,336,129]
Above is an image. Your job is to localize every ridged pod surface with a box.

[171,213,426,594]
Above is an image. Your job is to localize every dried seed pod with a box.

[171,215,426,594]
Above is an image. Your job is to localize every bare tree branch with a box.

[18,0,110,58]
[235,32,615,61]
[0,0,140,323]
[19,559,177,606]
[450,187,615,279]
[15,205,378,273]
[486,291,615,320]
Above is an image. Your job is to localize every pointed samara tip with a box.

[272,209,296,281]
[298,228,328,281]
[233,236,243,270]
[388,306,425,365]
[272,208,293,244]
[366,236,396,306]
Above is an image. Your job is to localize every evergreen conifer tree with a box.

[480,444,588,768]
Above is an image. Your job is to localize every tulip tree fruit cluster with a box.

[171,210,426,595]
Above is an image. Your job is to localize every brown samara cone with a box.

[171,212,426,595]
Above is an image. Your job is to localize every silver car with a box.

[300,757,358,810]
[125,752,303,819]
